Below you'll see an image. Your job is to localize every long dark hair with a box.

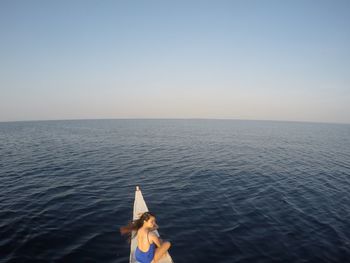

[120,211,156,244]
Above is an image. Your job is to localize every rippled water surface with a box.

[1,119,350,262]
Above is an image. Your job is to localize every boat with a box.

[130,186,174,263]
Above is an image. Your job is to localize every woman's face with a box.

[144,216,156,229]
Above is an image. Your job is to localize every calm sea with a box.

[0,119,349,263]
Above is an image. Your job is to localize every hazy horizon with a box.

[1,117,349,126]
[1,1,349,124]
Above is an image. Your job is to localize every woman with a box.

[120,211,171,263]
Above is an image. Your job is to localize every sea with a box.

[0,119,349,263]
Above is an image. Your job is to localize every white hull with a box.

[130,186,174,263]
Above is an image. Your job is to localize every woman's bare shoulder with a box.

[149,232,161,246]
[148,231,158,241]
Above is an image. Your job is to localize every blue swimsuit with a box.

[135,231,155,263]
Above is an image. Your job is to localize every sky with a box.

[0,0,349,123]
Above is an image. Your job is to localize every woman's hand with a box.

[151,223,159,231]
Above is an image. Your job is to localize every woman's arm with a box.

[149,232,162,247]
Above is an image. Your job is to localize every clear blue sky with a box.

[1,0,349,123]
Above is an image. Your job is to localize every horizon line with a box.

[0,117,349,126]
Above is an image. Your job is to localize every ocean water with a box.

[0,119,350,263]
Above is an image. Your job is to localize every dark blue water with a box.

[1,119,350,262]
